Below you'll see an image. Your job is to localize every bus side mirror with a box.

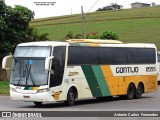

[2,55,13,69]
[45,56,54,70]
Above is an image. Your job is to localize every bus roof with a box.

[17,40,156,49]
[67,39,123,44]
[17,41,67,47]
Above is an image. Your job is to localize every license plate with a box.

[23,96,30,98]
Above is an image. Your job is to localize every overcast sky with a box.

[5,0,160,19]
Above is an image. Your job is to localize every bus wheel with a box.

[135,83,143,99]
[34,102,42,106]
[66,88,76,106]
[126,84,135,100]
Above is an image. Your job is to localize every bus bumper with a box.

[10,91,53,102]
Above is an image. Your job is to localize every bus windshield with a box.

[10,46,51,86]
[14,46,51,57]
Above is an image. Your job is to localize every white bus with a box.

[2,39,158,106]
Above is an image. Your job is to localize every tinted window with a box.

[113,47,127,64]
[68,46,156,65]
[127,48,137,64]
[99,47,113,64]
[146,48,156,63]
[68,47,99,65]
[53,46,66,67]
[50,46,66,87]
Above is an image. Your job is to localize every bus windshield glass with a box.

[14,46,51,57]
[10,46,51,86]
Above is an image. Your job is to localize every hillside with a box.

[30,7,160,49]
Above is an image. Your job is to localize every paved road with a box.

[0,87,160,119]
[0,88,160,111]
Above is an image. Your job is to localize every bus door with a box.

[50,59,61,87]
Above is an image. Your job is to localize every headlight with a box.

[10,87,17,92]
[37,88,50,93]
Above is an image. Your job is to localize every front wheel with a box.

[65,88,76,106]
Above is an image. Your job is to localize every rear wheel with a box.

[135,83,143,99]
[33,102,42,106]
[126,84,135,100]
[66,88,76,106]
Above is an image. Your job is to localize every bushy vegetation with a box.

[65,30,119,40]
[87,31,119,40]
[0,80,9,95]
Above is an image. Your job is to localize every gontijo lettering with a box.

[116,67,139,73]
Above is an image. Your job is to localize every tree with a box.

[96,3,123,11]
[0,0,34,58]
[0,0,49,59]
[111,3,123,10]
[97,30,119,40]
[25,27,49,42]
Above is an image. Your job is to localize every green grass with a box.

[30,7,160,49]
[0,81,9,95]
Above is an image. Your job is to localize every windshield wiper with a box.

[26,64,35,86]
[17,63,35,86]
[17,64,28,85]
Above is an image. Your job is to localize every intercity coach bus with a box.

[2,39,158,106]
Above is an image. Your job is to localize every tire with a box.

[135,83,143,99]
[34,102,42,106]
[126,84,135,100]
[66,88,76,106]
